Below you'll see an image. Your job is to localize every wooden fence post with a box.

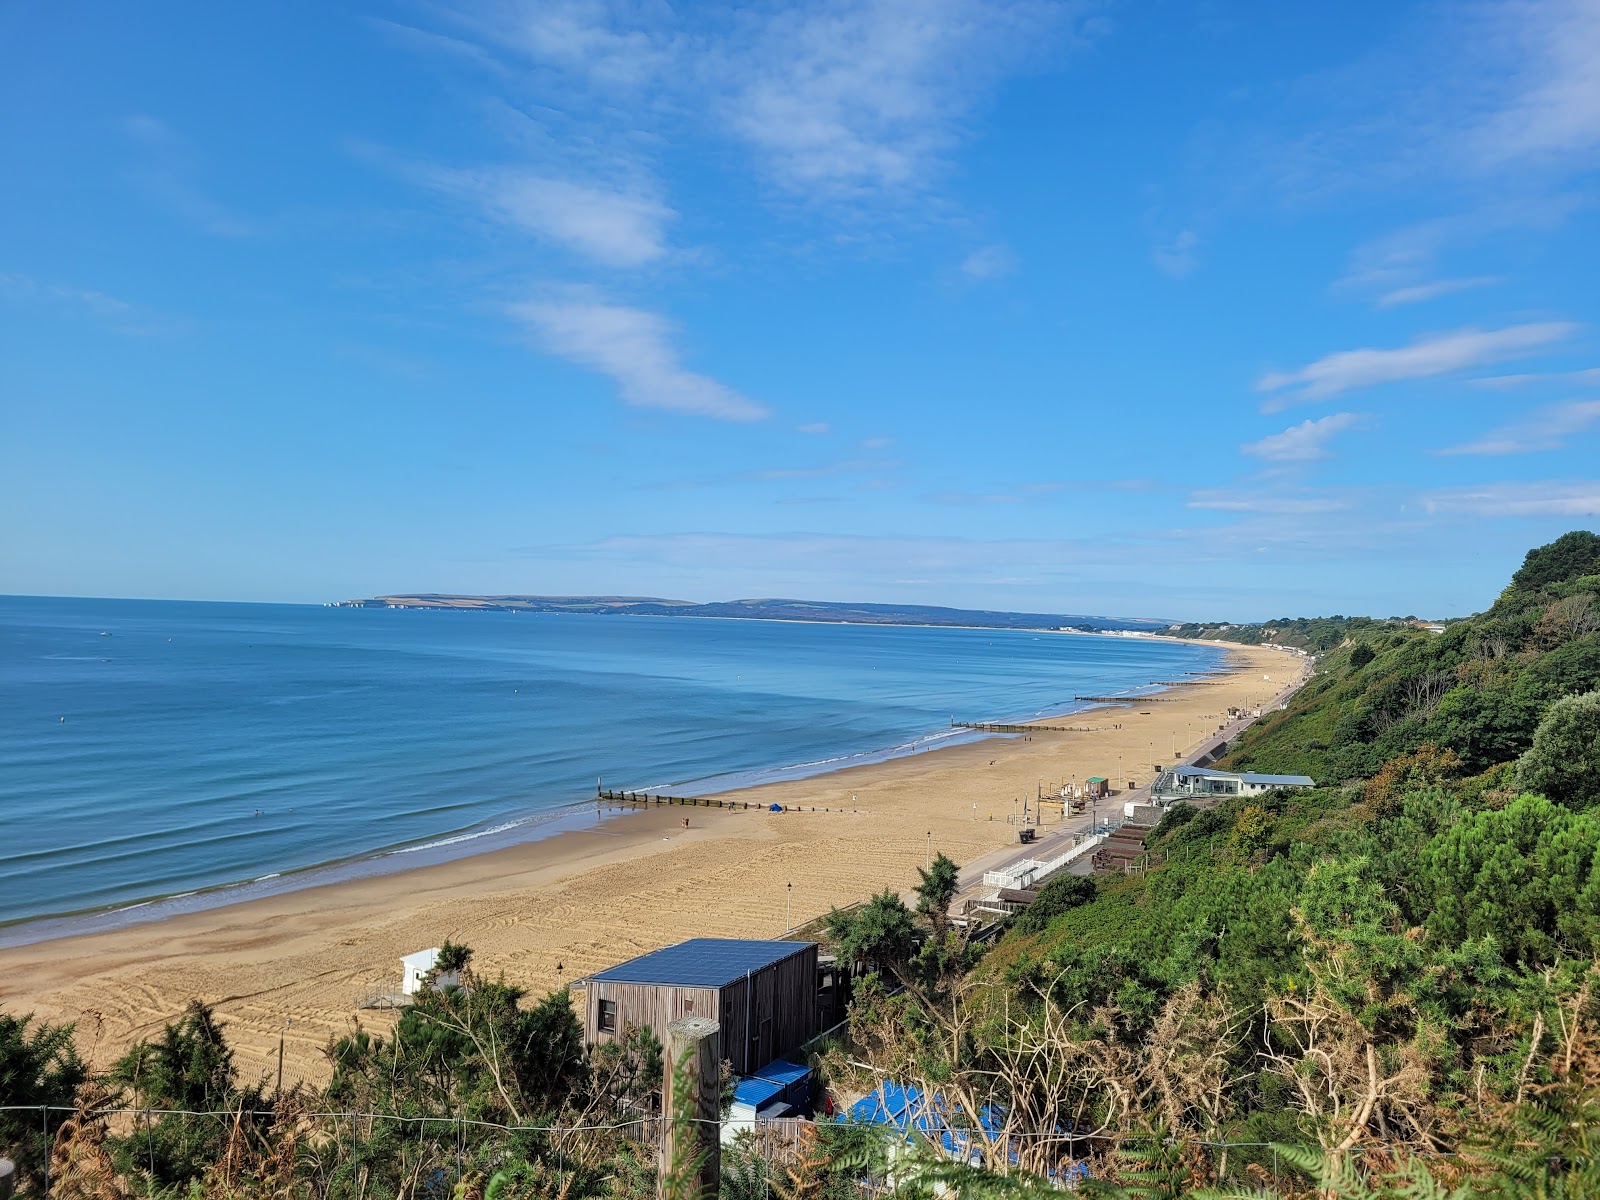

[659,1015,721,1200]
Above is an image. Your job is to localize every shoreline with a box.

[0,635,1216,946]
[0,641,1303,1087]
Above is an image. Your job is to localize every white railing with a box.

[981,834,1106,890]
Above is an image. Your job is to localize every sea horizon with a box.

[1,594,1226,943]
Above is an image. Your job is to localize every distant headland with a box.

[330,593,1172,633]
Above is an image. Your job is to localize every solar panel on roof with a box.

[588,938,813,988]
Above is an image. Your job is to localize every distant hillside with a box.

[1165,614,1452,652]
[332,593,1171,632]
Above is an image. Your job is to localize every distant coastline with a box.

[330,592,1174,633]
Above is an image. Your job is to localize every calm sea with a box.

[0,596,1223,940]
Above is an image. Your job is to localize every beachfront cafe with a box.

[1150,764,1313,804]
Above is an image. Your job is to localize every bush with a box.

[1516,689,1600,809]
[1014,874,1096,934]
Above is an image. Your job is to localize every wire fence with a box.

[2,1102,1355,1198]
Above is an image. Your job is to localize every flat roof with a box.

[588,938,814,988]
[1173,765,1313,786]
[733,1058,813,1108]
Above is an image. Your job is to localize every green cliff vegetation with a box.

[8,532,1600,1198]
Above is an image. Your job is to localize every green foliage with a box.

[329,972,589,1124]
[1013,873,1096,934]
[0,1011,86,1190]
[1227,803,1276,859]
[1420,793,1600,963]
[109,1001,266,1190]
[1516,689,1600,809]
[1510,530,1600,594]
[824,889,917,974]
[720,1128,774,1200]
[436,939,474,974]
[915,852,960,931]
[1166,616,1400,653]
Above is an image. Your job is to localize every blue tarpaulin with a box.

[843,1080,1090,1182]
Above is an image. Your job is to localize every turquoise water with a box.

[0,597,1222,937]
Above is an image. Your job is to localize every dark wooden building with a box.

[580,938,819,1075]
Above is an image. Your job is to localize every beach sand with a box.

[0,641,1302,1088]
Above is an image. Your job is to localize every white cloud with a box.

[1438,399,1600,455]
[420,1,1087,210]
[927,490,1023,505]
[797,421,830,434]
[1257,322,1578,408]
[960,243,1016,279]
[1470,367,1600,388]
[1375,276,1501,308]
[1422,480,1600,516]
[1186,491,1348,514]
[1151,229,1200,278]
[862,436,895,449]
[1466,0,1600,169]
[0,273,176,336]
[121,113,256,237]
[1334,195,1582,300]
[718,0,1072,200]
[740,459,885,481]
[509,297,769,421]
[449,0,677,90]
[418,166,672,267]
[1241,413,1366,461]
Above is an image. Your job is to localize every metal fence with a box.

[2,1102,1374,1198]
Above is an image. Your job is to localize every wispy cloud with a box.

[927,490,1023,505]
[739,459,888,482]
[1465,0,1600,169]
[0,272,177,336]
[1470,367,1600,389]
[1375,276,1501,308]
[1151,229,1200,278]
[1257,322,1578,408]
[1422,480,1600,516]
[717,0,1077,201]
[413,1,1090,213]
[862,436,895,449]
[1187,490,1348,514]
[122,114,256,237]
[414,165,672,267]
[796,421,831,434]
[959,243,1017,279]
[508,296,768,421]
[1438,399,1600,455]
[1241,413,1366,461]
[1333,195,1583,303]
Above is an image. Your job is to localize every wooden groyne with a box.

[1074,694,1177,703]
[597,787,858,814]
[951,721,1098,734]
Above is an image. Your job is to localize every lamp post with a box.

[786,881,792,928]
[926,831,932,869]
[277,1017,292,1096]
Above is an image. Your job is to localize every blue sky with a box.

[3,1,1599,621]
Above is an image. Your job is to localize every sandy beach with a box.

[0,641,1302,1088]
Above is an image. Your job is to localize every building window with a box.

[599,999,617,1032]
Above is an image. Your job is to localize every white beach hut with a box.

[400,947,460,996]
